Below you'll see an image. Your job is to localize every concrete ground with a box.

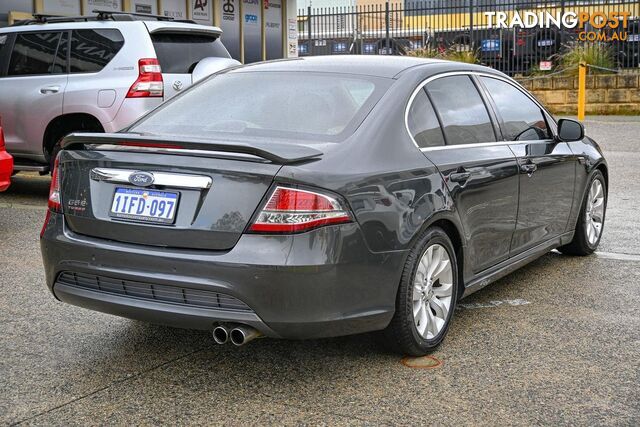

[1,116,638,426]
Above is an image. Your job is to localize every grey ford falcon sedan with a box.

[40,56,607,355]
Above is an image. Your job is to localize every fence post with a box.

[559,0,566,47]
[385,1,390,54]
[469,0,474,47]
[578,61,587,121]
[307,6,313,56]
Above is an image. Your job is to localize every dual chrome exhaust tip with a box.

[213,324,261,346]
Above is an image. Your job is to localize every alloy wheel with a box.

[585,178,605,245]
[412,244,454,340]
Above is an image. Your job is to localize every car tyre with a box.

[559,170,607,256]
[383,226,459,356]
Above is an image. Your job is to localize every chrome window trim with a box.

[90,168,212,189]
[404,70,557,153]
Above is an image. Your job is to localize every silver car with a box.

[0,11,237,172]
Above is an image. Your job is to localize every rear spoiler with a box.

[60,133,323,164]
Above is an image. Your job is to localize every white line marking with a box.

[457,299,531,310]
[594,251,640,262]
[0,203,44,210]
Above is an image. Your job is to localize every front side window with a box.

[70,29,124,73]
[407,89,445,148]
[130,71,391,142]
[8,32,63,76]
[426,75,496,145]
[480,76,550,141]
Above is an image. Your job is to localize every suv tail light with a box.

[127,58,163,98]
[248,186,352,233]
[48,156,61,212]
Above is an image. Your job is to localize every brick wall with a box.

[517,73,640,115]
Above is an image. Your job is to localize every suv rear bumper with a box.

[41,212,405,339]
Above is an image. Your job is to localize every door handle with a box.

[40,86,60,94]
[449,171,471,183]
[520,163,538,175]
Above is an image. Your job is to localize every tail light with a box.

[126,58,163,98]
[248,186,352,233]
[48,156,61,212]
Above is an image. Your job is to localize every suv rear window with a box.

[151,34,230,74]
[69,29,124,73]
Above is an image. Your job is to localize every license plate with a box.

[537,39,554,47]
[110,187,179,224]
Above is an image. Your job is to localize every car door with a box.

[0,31,68,161]
[477,75,576,255]
[409,74,520,274]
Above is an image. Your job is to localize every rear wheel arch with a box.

[43,113,105,160]
[403,216,465,300]
[427,218,465,299]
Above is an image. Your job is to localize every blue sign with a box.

[481,39,500,52]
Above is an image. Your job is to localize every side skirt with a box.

[461,231,575,298]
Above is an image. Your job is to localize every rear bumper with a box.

[40,212,406,339]
[0,150,13,192]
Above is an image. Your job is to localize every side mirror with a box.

[556,118,584,142]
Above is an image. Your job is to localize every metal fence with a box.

[297,0,640,75]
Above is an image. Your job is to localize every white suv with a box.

[0,11,237,172]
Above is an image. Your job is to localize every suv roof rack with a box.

[11,9,197,26]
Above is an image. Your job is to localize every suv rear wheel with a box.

[45,115,104,173]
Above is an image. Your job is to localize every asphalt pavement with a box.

[1,116,638,426]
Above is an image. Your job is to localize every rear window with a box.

[130,71,391,142]
[151,34,230,74]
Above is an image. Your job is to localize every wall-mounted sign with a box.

[42,0,81,15]
[162,0,187,19]
[83,0,122,12]
[265,0,282,60]
[243,0,261,63]
[191,0,212,25]
[130,0,157,14]
[219,0,240,60]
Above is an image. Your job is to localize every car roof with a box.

[0,19,221,35]
[229,55,502,79]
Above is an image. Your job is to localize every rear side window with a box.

[407,89,445,148]
[480,76,551,141]
[70,29,124,73]
[151,34,230,74]
[426,75,496,145]
[8,32,63,76]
